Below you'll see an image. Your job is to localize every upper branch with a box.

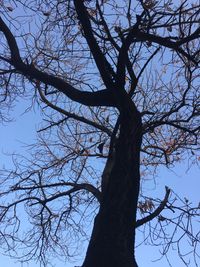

[116,13,144,88]
[0,17,116,107]
[74,0,116,88]
[135,31,199,65]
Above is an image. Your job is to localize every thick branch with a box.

[116,15,143,88]
[74,0,116,88]
[177,26,200,46]
[136,187,171,228]
[0,16,116,107]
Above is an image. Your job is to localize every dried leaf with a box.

[143,0,157,9]
[6,6,14,12]
[43,11,51,16]
[167,26,172,32]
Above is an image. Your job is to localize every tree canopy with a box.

[0,1,199,266]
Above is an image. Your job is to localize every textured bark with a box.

[82,105,142,267]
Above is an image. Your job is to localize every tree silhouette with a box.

[0,1,199,266]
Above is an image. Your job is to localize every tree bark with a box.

[82,105,142,267]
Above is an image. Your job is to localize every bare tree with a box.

[0,1,199,266]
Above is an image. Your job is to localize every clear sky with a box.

[0,99,199,267]
[0,2,199,266]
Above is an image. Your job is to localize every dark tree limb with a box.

[135,186,171,228]
[116,14,144,88]
[135,31,198,65]
[177,26,200,46]
[74,0,116,88]
[0,16,116,107]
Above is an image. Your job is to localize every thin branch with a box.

[37,85,113,136]
[12,181,101,203]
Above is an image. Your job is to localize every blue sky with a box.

[0,2,199,266]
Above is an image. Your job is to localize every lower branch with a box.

[136,186,171,228]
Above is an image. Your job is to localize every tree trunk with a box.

[82,106,142,267]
